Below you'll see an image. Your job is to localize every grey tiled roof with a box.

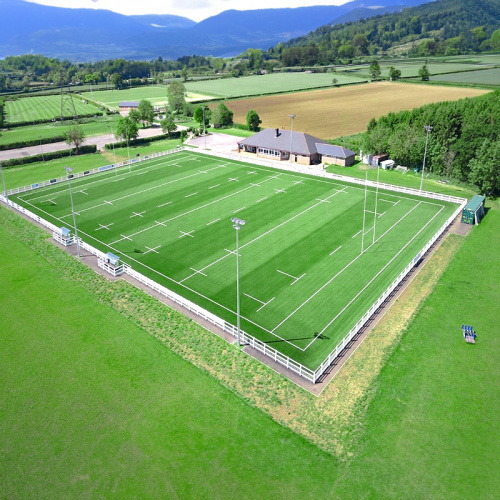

[119,101,140,107]
[315,143,355,159]
[238,129,328,156]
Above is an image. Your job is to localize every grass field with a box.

[11,150,458,371]
[5,95,100,124]
[184,72,366,98]
[225,82,489,138]
[430,67,500,85]
[0,115,121,146]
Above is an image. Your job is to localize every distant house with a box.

[237,128,356,166]
[119,101,139,115]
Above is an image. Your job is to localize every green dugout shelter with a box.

[461,195,486,225]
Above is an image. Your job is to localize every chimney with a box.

[275,128,280,137]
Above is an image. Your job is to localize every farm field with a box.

[5,94,100,124]
[225,82,490,138]
[430,67,500,85]
[0,115,121,146]
[82,85,213,111]
[184,72,366,98]
[11,150,458,371]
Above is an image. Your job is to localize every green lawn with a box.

[82,86,171,111]
[184,72,366,98]
[0,115,121,146]
[5,94,100,123]
[430,67,500,85]
[10,151,458,371]
[0,221,339,499]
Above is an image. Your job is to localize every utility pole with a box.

[65,166,81,258]
[231,217,246,346]
[288,113,296,162]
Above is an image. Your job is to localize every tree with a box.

[246,110,261,132]
[22,75,30,92]
[332,78,339,86]
[212,103,233,128]
[418,64,431,81]
[110,73,123,89]
[115,116,139,142]
[181,65,189,82]
[128,109,141,124]
[468,139,500,195]
[138,99,154,127]
[64,125,86,154]
[167,80,186,114]
[194,105,211,131]
[161,111,177,136]
[389,66,401,81]
[353,34,369,55]
[369,60,381,80]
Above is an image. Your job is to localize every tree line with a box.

[350,90,500,194]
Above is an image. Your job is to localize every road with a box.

[0,126,169,162]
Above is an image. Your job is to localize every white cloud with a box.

[24,0,347,22]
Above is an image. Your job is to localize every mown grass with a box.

[0,115,121,146]
[1,191,498,497]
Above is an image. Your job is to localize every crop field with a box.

[430,67,500,85]
[184,72,366,98]
[5,95,99,124]
[225,82,490,138]
[11,150,458,371]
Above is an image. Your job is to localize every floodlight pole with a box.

[108,124,117,175]
[372,165,380,244]
[65,166,81,257]
[0,161,8,206]
[202,106,207,149]
[288,113,296,162]
[231,217,246,347]
[420,125,433,192]
[361,171,368,254]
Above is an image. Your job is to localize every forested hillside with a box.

[347,91,500,194]
[267,0,500,65]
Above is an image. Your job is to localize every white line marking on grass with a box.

[277,270,305,286]
[199,170,208,174]
[178,230,195,239]
[96,223,114,231]
[130,211,146,218]
[272,201,424,334]
[78,190,88,195]
[143,245,161,255]
[304,205,446,350]
[233,207,245,214]
[103,200,113,205]
[247,171,257,175]
[329,246,342,256]
[47,199,57,205]
[209,184,220,189]
[158,201,172,208]
[207,218,221,226]
[112,178,124,182]
[244,293,275,312]
[185,192,197,198]
[250,183,262,187]
[316,198,331,203]
[352,230,362,238]
[121,234,132,241]
[228,177,238,182]
[255,197,268,203]
[378,211,386,218]
[190,267,207,277]
[155,220,167,227]
[275,188,287,194]
[293,180,304,185]
[136,171,148,176]
[224,248,239,256]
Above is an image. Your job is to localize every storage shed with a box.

[461,195,485,225]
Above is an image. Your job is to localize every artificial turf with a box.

[10,151,459,371]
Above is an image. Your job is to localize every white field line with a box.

[277,269,306,285]
[271,201,423,335]
[256,197,268,203]
[111,175,278,245]
[155,220,167,227]
[352,230,362,238]
[178,230,195,238]
[244,293,275,312]
[143,245,161,255]
[208,184,220,189]
[158,201,172,208]
[180,189,341,284]
[228,177,239,182]
[378,211,386,218]
[121,234,132,241]
[274,188,287,194]
[329,246,342,256]
[185,192,197,198]
[233,207,245,214]
[24,154,195,202]
[47,199,57,205]
[190,267,207,277]
[96,223,114,231]
[60,165,223,219]
[130,211,146,218]
[304,205,445,350]
[206,218,221,226]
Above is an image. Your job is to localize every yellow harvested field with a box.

[225,82,489,139]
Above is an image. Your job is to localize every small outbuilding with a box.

[119,101,140,115]
[461,195,486,225]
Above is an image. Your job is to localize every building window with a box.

[258,148,280,157]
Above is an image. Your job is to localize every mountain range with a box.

[0,0,431,60]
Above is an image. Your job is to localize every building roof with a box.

[315,143,355,159]
[464,194,486,212]
[119,101,139,107]
[238,128,329,156]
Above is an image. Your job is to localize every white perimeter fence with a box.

[0,146,467,384]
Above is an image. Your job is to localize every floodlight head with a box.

[65,166,73,174]
[231,217,246,226]
[424,125,433,133]
[289,113,296,119]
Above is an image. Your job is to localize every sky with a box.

[25,0,347,22]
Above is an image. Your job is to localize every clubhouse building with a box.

[237,128,356,166]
